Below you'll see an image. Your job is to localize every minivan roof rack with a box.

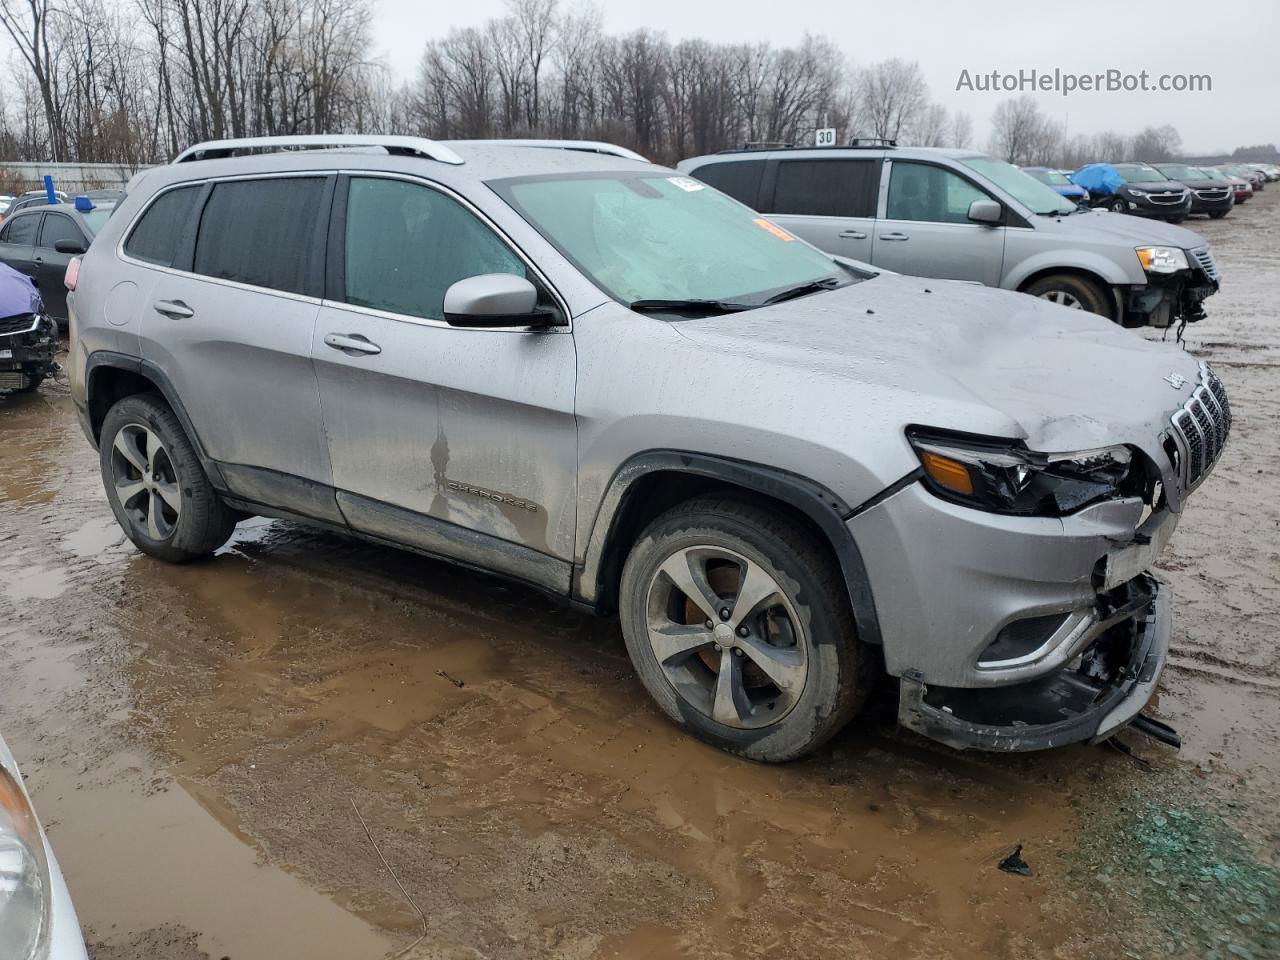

[714,139,897,156]
[172,135,466,166]
[450,139,649,163]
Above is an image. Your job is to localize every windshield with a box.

[1029,169,1071,185]
[1197,168,1227,182]
[492,172,856,307]
[957,156,1074,215]
[80,202,118,235]
[1113,164,1169,184]
[1155,164,1202,181]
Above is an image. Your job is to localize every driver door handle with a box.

[324,332,381,355]
[879,232,910,241]
[153,299,194,320]
[838,230,868,240]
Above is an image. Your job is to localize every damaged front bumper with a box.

[1123,262,1218,329]
[0,313,58,389]
[897,574,1170,751]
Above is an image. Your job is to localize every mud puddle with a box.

[2,192,1279,960]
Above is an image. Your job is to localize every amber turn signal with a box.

[919,451,975,495]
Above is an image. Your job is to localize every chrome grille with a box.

[0,313,38,336]
[1148,190,1187,205]
[1190,246,1220,283]
[1169,364,1231,488]
[1194,188,1230,201]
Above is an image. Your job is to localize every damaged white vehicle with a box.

[67,136,1227,760]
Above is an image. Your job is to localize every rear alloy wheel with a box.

[620,497,866,762]
[100,392,236,562]
[1024,273,1113,320]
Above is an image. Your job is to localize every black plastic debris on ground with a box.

[999,844,1033,877]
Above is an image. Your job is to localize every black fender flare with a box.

[573,450,884,646]
[83,350,228,490]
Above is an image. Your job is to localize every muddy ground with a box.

[1,193,1277,960]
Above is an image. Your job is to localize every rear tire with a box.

[619,496,867,762]
[99,392,236,562]
[1024,273,1114,320]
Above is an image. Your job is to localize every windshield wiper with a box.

[628,298,752,314]
[758,276,843,306]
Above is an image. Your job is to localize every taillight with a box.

[64,256,80,291]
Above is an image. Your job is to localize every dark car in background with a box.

[1219,164,1265,192]
[2,189,70,221]
[1154,163,1234,219]
[1074,163,1193,222]
[1021,166,1089,205]
[0,193,120,327]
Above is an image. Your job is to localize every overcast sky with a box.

[370,0,1278,154]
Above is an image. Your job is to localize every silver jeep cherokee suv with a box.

[67,135,1229,762]
[677,142,1220,330]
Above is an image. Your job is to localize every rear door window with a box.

[886,162,989,224]
[689,161,766,208]
[341,177,525,321]
[193,177,327,295]
[124,185,201,266]
[766,159,879,217]
[1,214,39,245]
[39,212,86,249]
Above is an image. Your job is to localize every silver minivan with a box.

[677,143,1220,329]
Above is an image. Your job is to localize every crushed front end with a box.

[0,311,58,393]
[1123,244,1220,329]
[851,364,1230,752]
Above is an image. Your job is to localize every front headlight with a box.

[0,765,50,960]
[1135,246,1190,274]
[1125,187,1146,197]
[908,429,1137,516]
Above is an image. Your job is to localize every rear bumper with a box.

[897,574,1170,751]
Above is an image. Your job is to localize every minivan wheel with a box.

[619,497,866,762]
[1024,273,1113,319]
[100,393,236,562]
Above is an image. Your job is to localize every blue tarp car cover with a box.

[0,262,42,318]
[1072,164,1126,197]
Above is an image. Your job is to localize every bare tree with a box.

[853,58,926,141]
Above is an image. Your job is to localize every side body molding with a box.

[574,451,884,646]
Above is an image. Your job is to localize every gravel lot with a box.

[1,192,1277,960]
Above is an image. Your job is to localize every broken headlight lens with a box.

[1135,246,1189,274]
[908,430,1135,517]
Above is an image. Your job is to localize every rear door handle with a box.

[879,232,910,241]
[838,230,868,240]
[153,299,194,320]
[324,333,381,355]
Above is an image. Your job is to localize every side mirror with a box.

[967,199,1003,225]
[442,274,560,328]
[54,238,86,254]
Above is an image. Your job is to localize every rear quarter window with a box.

[192,177,327,295]
[124,185,201,267]
[688,160,766,207]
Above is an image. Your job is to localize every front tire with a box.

[619,497,867,762]
[1024,273,1113,320]
[99,392,236,562]
[1108,196,1127,213]
[1209,210,1229,220]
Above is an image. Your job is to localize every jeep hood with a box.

[669,273,1201,461]
[1034,208,1208,247]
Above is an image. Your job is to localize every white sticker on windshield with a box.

[667,177,705,192]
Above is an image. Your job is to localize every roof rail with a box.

[450,139,649,163]
[172,135,465,166]
[848,137,896,148]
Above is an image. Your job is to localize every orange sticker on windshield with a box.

[752,217,795,242]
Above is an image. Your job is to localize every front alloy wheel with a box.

[619,497,866,762]
[645,545,808,729]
